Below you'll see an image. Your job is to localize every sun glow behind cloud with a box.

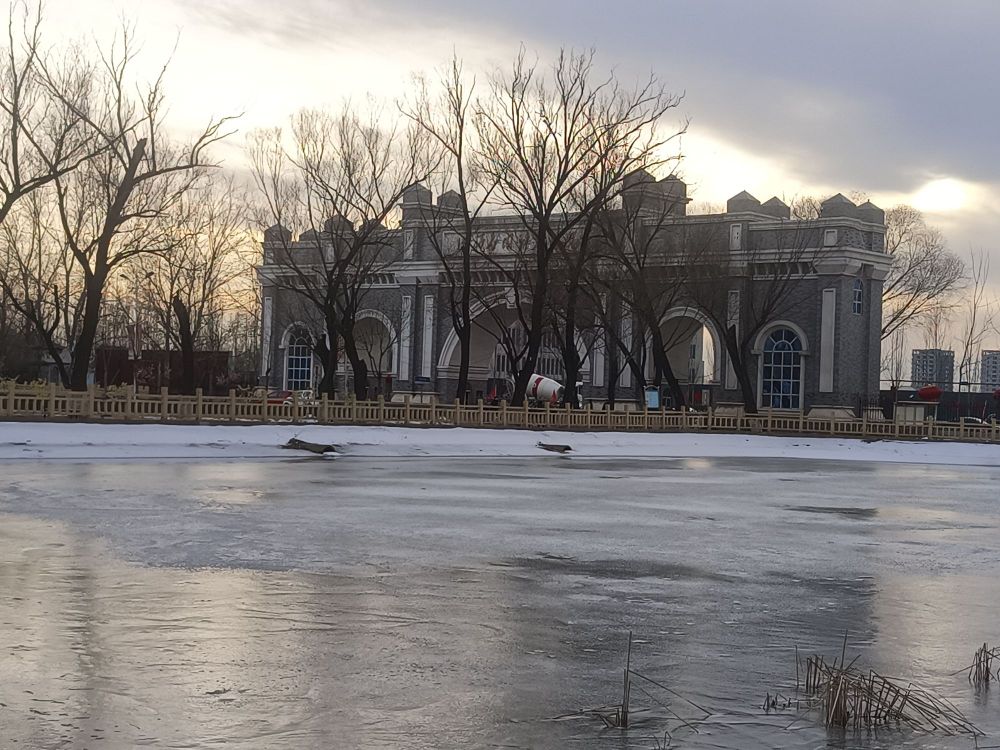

[911,178,972,213]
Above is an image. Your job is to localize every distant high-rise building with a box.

[981,351,1000,393]
[911,349,955,391]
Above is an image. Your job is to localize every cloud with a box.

[42,0,1000,277]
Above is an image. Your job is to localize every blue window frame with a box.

[761,328,803,410]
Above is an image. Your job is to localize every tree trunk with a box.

[341,329,369,400]
[512,254,549,407]
[171,295,196,395]
[314,320,339,397]
[725,328,757,414]
[454,241,472,401]
[649,328,687,409]
[69,139,148,392]
[561,287,582,408]
[69,278,105,390]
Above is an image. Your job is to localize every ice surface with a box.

[1,426,999,748]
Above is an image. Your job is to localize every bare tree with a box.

[956,249,993,389]
[880,325,908,390]
[0,2,100,228]
[135,177,248,393]
[44,25,235,389]
[587,176,691,407]
[881,206,964,340]
[250,104,435,399]
[790,196,964,340]
[0,189,81,383]
[402,55,495,401]
[474,48,683,405]
[920,305,952,351]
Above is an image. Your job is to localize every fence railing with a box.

[2,383,999,444]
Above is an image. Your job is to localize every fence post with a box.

[607,403,613,430]
[47,382,56,418]
[544,400,550,428]
[959,416,966,441]
[159,387,168,422]
[403,394,411,425]
[585,402,592,430]
[125,385,134,422]
[523,400,529,428]
[261,390,269,423]
[228,389,237,423]
[429,395,437,425]
[565,401,571,429]
[292,390,300,423]
[861,406,869,438]
[500,399,507,428]
[378,394,386,425]
[992,416,998,443]
[195,388,204,422]
[321,393,329,424]
[478,398,484,426]
[453,398,460,426]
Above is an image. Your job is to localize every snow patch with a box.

[1,421,999,466]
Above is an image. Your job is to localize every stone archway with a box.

[659,307,722,385]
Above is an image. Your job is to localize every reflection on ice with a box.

[0,456,998,749]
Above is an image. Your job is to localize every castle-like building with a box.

[258,175,890,416]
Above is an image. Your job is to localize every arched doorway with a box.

[336,311,398,398]
[654,307,722,407]
[436,293,564,401]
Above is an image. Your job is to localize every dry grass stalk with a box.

[962,643,998,688]
[795,650,982,736]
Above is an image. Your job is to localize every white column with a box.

[819,287,837,392]
[420,295,435,378]
[260,296,273,378]
[399,296,412,382]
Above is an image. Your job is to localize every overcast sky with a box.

[46,0,1000,271]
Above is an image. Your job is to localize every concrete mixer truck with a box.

[522,374,583,407]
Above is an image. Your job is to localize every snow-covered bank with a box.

[1,421,1000,466]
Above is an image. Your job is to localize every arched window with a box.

[761,328,803,410]
[285,330,314,390]
[852,279,864,315]
[489,322,563,380]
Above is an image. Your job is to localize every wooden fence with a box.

[2,383,999,444]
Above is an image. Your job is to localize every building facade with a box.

[258,177,890,416]
[980,351,1000,393]
[911,349,955,391]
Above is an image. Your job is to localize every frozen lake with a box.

[1,453,998,748]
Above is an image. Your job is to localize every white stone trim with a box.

[420,295,435,378]
[399,296,412,381]
[819,288,836,392]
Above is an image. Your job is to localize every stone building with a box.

[257,176,890,416]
